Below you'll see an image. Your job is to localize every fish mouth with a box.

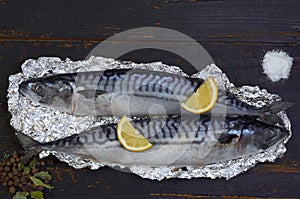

[19,81,30,97]
[262,127,290,150]
[278,127,290,143]
[19,81,35,101]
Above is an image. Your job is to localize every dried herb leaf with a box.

[23,167,30,175]
[34,171,52,180]
[30,191,44,199]
[29,176,54,189]
[12,191,29,199]
[18,162,25,171]
[29,156,37,169]
[3,152,10,159]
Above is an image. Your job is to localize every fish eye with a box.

[32,84,42,94]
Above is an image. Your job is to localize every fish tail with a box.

[16,132,43,158]
[259,101,293,125]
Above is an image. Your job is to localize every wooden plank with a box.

[0,0,299,43]
[149,193,300,199]
[35,162,300,199]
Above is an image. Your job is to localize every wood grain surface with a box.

[0,1,299,199]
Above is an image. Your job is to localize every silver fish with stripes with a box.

[19,68,202,116]
[17,115,289,167]
[19,68,288,118]
[19,69,288,119]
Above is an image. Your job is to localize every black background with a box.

[0,1,299,199]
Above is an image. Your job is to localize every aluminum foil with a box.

[7,56,291,180]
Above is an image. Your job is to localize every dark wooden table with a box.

[0,1,299,198]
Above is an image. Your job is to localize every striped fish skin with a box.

[19,68,267,117]
[33,115,288,167]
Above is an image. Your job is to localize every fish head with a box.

[208,123,289,165]
[238,123,289,153]
[19,75,73,109]
[250,124,289,150]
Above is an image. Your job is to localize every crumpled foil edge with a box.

[7,56,291,180]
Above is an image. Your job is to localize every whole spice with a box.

[9,186,16,194]
[0,153,54,199]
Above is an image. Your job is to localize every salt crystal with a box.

[262,50,293,82]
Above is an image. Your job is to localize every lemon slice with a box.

[117,115,152,152]
[181,76,218,114]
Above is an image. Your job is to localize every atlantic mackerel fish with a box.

[19,68,287,119]
[18,115,289,166]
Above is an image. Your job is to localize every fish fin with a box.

[258,101,293,125]
[71,93,77,114]
[76,90,106,99]
[266,101,294,113]
[258,114,284,125]
[16,132,42,154]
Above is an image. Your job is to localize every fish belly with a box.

[77,130,221,167]
[73,93,183,116]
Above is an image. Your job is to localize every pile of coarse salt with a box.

[262,50,293,82]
